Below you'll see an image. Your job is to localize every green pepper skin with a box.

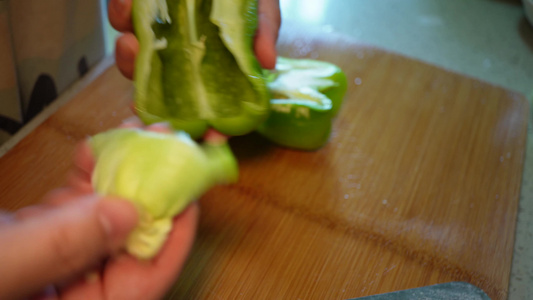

[132,0,270,138]
[257,98,333,150]
[257,57,347,150]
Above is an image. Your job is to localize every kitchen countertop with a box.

[278,0,532,298]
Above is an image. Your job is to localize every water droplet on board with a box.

[354,77,362,85]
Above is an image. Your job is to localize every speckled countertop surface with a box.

[280,0,532,298]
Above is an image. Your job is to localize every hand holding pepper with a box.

[0,121,199,300]
[108,0,281,79]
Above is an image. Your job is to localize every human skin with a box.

[0,121,199,300]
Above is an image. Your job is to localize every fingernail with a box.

[97,199,139,241]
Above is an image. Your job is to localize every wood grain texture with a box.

[0,31,528,300]
[0,65,134,210]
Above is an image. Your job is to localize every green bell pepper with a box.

[90,128,238,259]
[132,0,270,138]
[257,57,348,150]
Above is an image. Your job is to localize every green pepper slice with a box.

[132,0,270,138]
[257,57,348,150]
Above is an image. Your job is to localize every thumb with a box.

[0,196,138,299]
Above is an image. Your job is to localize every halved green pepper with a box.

[132,0,270,138]
[257,57,348,150]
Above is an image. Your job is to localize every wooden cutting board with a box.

[0,31,528,300]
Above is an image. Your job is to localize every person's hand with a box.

[0,120,199,300]
[108,0,281,79]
